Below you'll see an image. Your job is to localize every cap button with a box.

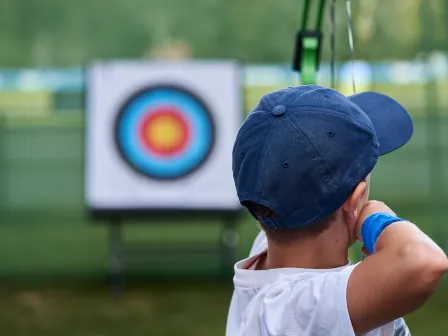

[272,105,286,116]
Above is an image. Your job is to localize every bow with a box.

[293,0,355,92]
[292,0,327,85]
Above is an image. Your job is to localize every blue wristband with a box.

[361,212,405,254]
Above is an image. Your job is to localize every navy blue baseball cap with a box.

[232,85,413,230]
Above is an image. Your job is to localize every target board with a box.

[85,61,242,215]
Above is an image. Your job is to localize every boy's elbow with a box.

[402,242,448,293]
[421,254,448,290]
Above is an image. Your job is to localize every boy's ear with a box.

[342,180,367,219]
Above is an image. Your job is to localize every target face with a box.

[115,85,215,180]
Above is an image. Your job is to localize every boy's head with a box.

[232,85,413,246]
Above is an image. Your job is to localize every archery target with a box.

[115,86,215,180]
[85,61,242,214]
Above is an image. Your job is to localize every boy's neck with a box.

[261,227,350,270]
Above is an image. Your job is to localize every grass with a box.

[0,83,446,334]
[0,283,446,336]
[0,283,232,336]
[0,82,446,279]
[0,206,445,280]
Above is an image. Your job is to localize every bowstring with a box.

[329,0,336,88]
[345,0,365,262]
[346,0,356,94]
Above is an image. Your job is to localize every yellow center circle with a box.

[146,115,184,150]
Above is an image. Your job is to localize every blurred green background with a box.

[0,0,448,335]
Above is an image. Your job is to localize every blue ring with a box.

[115,86,215,180]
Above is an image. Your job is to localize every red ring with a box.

[139,107,190,158]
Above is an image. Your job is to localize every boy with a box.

[226,85,448,335]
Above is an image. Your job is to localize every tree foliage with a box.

[0,0,446,68]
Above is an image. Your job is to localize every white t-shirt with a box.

[226,231,397,336]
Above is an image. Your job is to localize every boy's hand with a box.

[355,200,396,242]
[348,200,447,333]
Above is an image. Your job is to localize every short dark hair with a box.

[244,201,335,244]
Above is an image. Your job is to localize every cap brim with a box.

[348,92,414,155]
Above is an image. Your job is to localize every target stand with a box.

[85,60,243,297]
[98,211,241,298]
[103,212,240,298]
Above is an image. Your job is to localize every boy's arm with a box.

[347,201,448,334]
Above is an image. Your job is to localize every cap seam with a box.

[283,85,321,106]
[287,105,375,135]
[282,115,341,197]
[261,94,276,110]
[235,111,269,140]
[255,116,277,200]
[276,87,305,106]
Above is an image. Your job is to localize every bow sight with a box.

[293,0,327,85]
